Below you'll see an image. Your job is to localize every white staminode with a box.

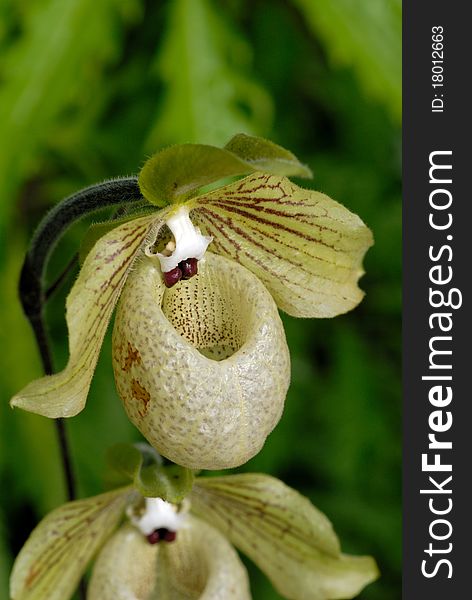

[128,498,186,535]
[153,206,213,273]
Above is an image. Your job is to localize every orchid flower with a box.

[10,445,378,600]
[11,134,373,470]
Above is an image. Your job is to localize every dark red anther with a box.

[146,530,160,544]
[179,258,198,280]
[145,528,177,544]
[163,530,177,542]
[163,266,182,288]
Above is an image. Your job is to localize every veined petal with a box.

[190,173,373,318]
[10,488,133,600]
[112,252,290,470]
[192,474,340,557]
[88,518,251,600]
[191,474,378,600]
[11,213,163,418]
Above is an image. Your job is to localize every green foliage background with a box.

[0,0,401,598]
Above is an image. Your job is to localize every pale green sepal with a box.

[224,133,312,178]
[106,443,163,480]
[191,473,379,600]
[191,172,373,318]
[89,518,251,600]
[10,213,161,418]
[139,144,250,206]
[138,136,311,206]
[10,488,134,600]
[107,443,194,503]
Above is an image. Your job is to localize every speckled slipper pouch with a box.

[112,252,290,470]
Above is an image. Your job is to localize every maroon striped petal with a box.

[10,488,133,600]
[191,474,378,600]
[11,213,165,418]
[190,173,373,318]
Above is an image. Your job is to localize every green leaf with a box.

[107,443,194,503]
[145,0,273,149]
[0,509,11,600]
[138,136,310,205]
[294,0,401,121]
[191,474,379,600]
[0,235,65,514]
[0,0,140,246]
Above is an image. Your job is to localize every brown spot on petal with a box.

[25,566,40,588]
[131,379,151,417]
[122,342,141,372]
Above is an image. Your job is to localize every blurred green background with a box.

[0,0,401,598]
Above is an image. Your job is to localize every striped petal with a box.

[10,488,133,600]
[191,474,379,600]
[190,173,373,317]
[88,518,251,600]
[112,252,290,470]
[11,213,163,418]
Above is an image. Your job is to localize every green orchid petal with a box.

[112,252,290,470]
[138,136,310,206]
[10,213,162,418]
[190,172,373,318]
[191,474,379,600]
[10,488,133,600]
[88,518,251,600]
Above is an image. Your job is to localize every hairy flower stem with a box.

[19,177,142,324]
[27,286,79,503]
